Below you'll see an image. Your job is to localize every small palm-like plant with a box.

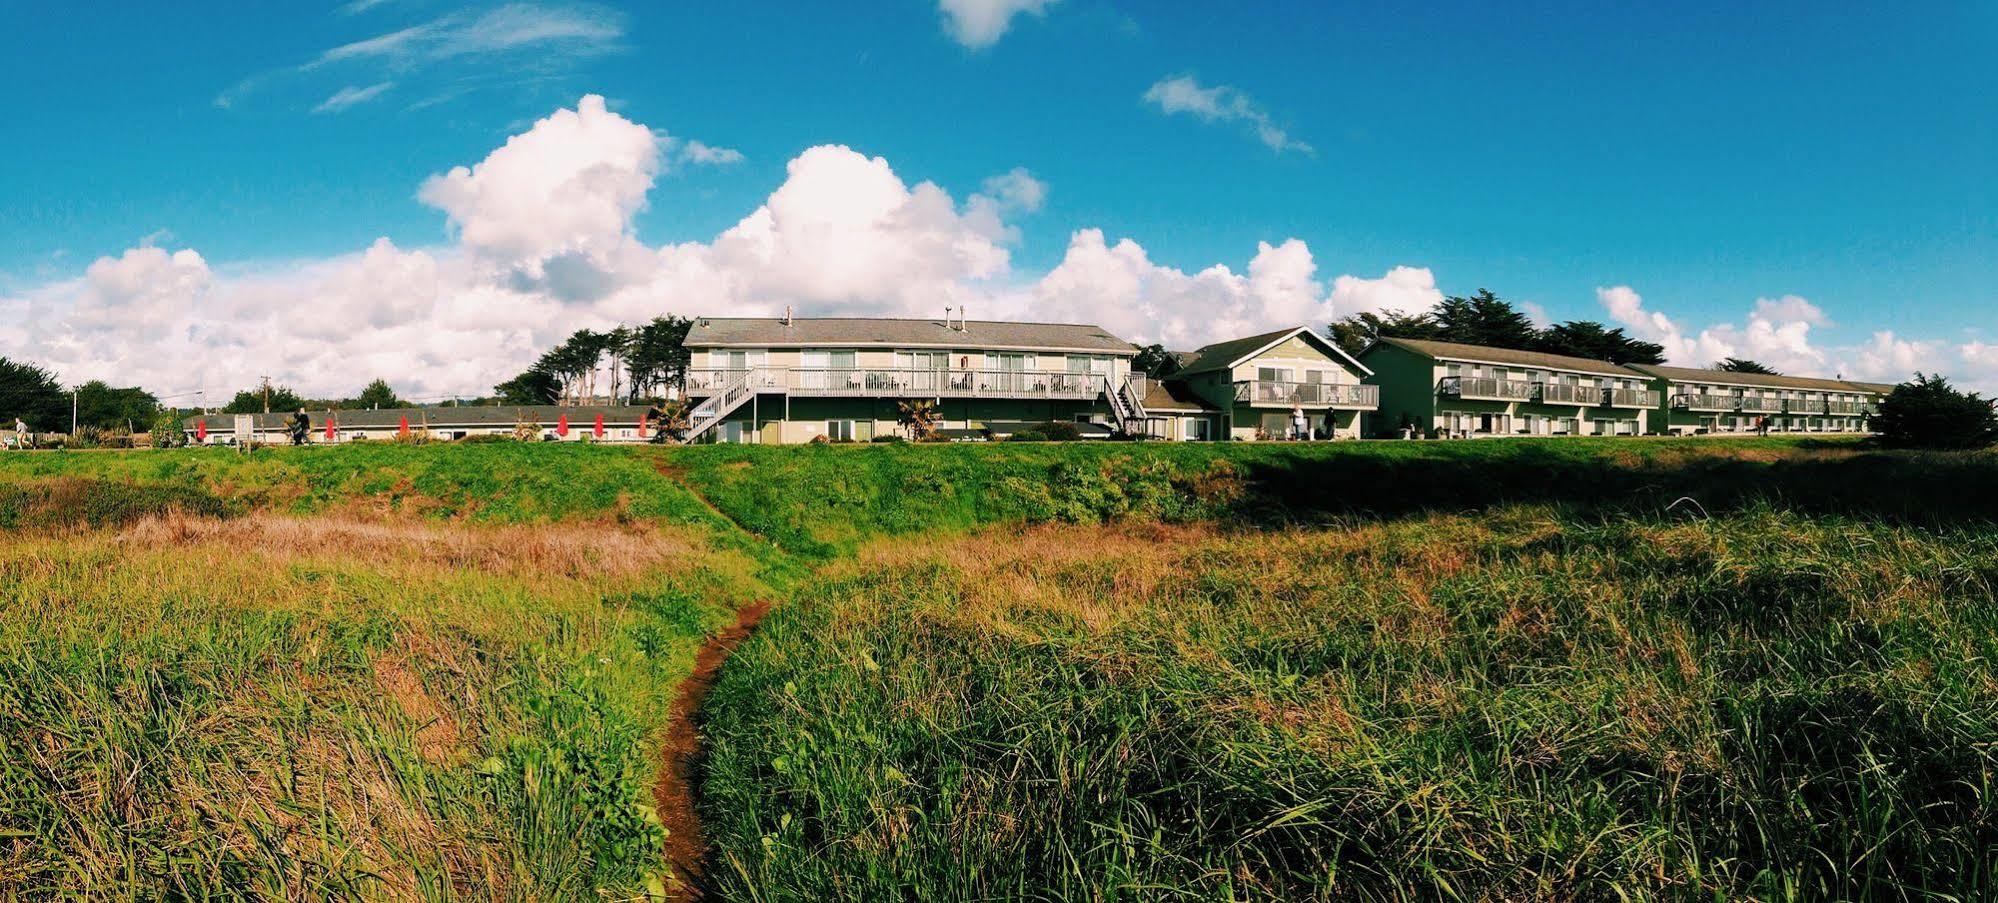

[897,400,941,441]
[650,400,692,444]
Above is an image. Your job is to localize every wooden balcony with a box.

[1235,381,1379,409]
[684,367,1106,400]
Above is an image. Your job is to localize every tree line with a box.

[1126,289,1780,378]
[493,316,693,405]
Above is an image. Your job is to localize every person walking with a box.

[9,418,27,450]
[289,408,310,446]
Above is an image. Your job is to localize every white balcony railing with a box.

[1739,397,1785,414]
[1233,381,1379,409]
[1826,400,1865,416]
[1438,376,1536,401]
[683,367,1107,400]
[1672,393,1736,411]
[1536,383,1592,404]
[1787,399,1829,415]
[1605,388,1659,408]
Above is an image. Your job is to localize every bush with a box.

[1874,374,1998,449]
[1032,420,1085,442]
[149,411,186,448]
[869,435,905,444]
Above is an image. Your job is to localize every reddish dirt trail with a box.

[654,598,773,900]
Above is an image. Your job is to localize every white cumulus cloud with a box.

[937,0,1059,49]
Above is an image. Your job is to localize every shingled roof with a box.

[1628,365,1891,394]
[1139,379,1219,413]
[1174,326,1370,377]
[1368,336,1644,379]
[683,317,1135,354]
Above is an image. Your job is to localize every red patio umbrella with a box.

[638,413,649,439]
[556,414,570,437]
[324,414,337,441]
[398,415,410,437]
[593,413,605,438]
[195,420,207,442]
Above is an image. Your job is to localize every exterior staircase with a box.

[1104,375,1149,435]
[682,370,758,442]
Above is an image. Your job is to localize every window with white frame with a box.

[826,420,856,442]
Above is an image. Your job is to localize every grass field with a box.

[2,437,1995,899]
[701,510,1998,900]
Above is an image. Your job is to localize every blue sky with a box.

[3,1,1995,396]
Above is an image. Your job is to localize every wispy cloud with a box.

[217,3,625,111]
[337,0,400,14]
[313,82,395,114]
[1142,73,1312,154]
[680,140,744,166]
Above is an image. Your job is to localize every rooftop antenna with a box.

[783,305,793,326]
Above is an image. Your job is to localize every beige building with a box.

[679,315,1143,442]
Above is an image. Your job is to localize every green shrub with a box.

[1005,429,1046,442]
[1032,420,1085,442]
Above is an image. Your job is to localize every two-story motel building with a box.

[678,314,1145,443]
[1357,337,1660,438]
[1629,365,1888,435]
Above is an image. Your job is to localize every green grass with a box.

[0,444,785,899]
[700,509,1998,900]
[5,437,1997,900]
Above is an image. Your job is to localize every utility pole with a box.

[260,376,273,413]
[71,387,78,436]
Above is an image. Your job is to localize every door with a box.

[901,351,947,392]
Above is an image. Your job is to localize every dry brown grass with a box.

[118,511,696,579]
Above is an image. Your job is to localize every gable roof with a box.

[1139,378,1219,413]
[1173,326,1371,378]
[1366,336,1643,379]
[683,317,1136,355]
[1627,364,1892,394]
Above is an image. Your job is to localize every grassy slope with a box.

[9,438,1998,899]
[0,444,785,899]
[688,440,1998,901]
[662,436,1996,560]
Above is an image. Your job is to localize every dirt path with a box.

[653,597,773,899]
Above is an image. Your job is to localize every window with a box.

[826,420,856,442]
[1258,366,1293,384]
[1186,418,1209,441]
[1065,354,1111,374]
